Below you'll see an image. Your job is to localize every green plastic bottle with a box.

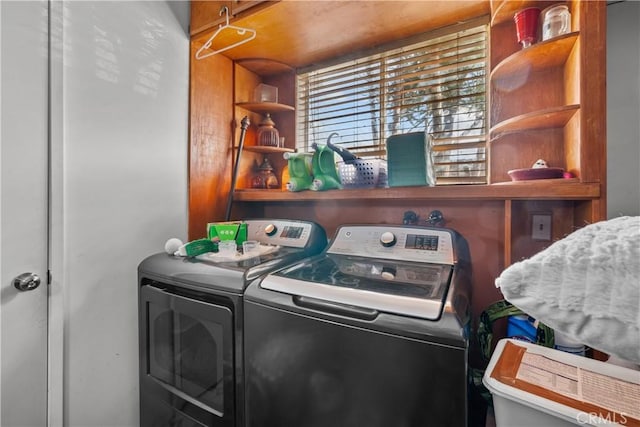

[311,174,342,191]
[284,152,313,192]
[310,144,342,191]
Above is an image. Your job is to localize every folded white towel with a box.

[495,216,640,363]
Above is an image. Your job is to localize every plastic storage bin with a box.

[337,159,388,188]
[253,83,278,103]
[483,339,640,427]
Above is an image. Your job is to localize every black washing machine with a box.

[137,219,327,427]
[244,224,472,427]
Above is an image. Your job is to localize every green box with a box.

[207,221,248,245]
[386,132,435,187]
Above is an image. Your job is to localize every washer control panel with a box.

[245,219,318,249]
[327,225,455,265]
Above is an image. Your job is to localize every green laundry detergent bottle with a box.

[310,143,342,191]
[311,174,342,191]
[284,152,313,192]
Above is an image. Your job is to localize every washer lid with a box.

[260,254,453,320]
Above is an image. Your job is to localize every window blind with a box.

[296,22,488,184]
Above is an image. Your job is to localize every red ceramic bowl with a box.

[508,167,565,181]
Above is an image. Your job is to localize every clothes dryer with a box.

[138,219,327,427]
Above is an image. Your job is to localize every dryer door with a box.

[139,284,234,427]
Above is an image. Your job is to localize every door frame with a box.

[48,0,65,424]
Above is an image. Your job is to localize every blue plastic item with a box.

[506,315,537,343]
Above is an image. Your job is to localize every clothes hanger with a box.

[195,6,257,60]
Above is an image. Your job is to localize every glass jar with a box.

[541,4,571,41]
[257,113,280,147]
[251,157,279,189]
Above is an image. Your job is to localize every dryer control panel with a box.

[245,219,326,249]
[327,225,456,265]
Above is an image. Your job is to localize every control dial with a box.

[264,224,278,236]
[380,231,396,247]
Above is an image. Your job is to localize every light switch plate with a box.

[531,214,552,241]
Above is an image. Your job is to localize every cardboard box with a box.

[207,221,248,245]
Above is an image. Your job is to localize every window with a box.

[296,21,488,184]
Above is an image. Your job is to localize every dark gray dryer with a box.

[244,224,472,427]
[137,219,327,427]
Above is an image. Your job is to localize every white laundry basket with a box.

[483,339,640,427]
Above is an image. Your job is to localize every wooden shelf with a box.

[491,32,579,83]
[490,104,580,138]
[243,146,294,154]
[235,57,294,76]
[236,102,295,114]
[233,181,600,202]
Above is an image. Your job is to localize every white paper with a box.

[516,350,640,421]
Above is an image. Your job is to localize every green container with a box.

[176,239,217,257]
[284,152,313,192]
[311,174,341,191]
[310,144,341,191]
[386,132,436,187]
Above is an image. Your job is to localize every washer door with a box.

[139,284,234,427]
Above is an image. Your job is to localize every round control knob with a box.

[381,267,396,281]
[380,231,396,247]
[264,224,278,236]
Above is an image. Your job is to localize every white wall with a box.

[607,1,640,217]
[51,1,189,425]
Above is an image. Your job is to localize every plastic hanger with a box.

[195,6,257,60]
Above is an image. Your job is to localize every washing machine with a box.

[137,219,327,427]
[243,224,472,427]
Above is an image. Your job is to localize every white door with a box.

[0,1,49,426]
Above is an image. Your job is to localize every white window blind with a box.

[296,22,488,184]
